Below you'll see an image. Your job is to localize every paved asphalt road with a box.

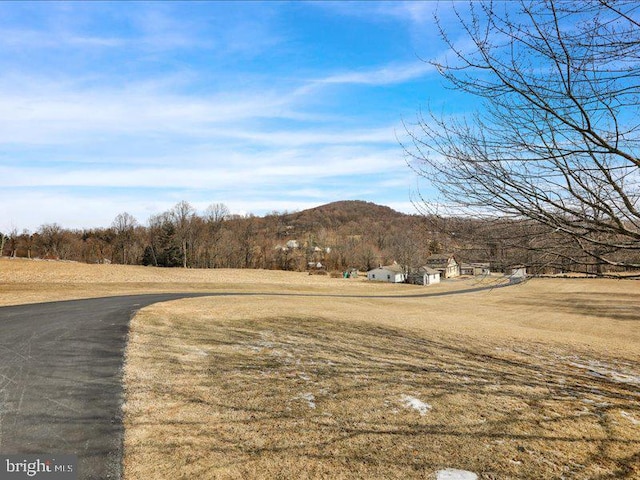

[0,294,211,480]
[0,282,510,479]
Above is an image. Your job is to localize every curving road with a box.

[0,294,211,480]
[0,283,509,479]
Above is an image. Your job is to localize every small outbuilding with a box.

[367,264,406,283]
[460,263,491,276]
[509,266,527,284]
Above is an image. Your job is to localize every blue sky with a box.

[0,1,470,231]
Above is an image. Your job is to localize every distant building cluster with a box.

[363,254,511,286]
[366,254,464,285]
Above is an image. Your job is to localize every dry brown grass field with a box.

[1,258,639,479]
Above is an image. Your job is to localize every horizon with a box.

[3,198,415,233]
[0,1,480,232]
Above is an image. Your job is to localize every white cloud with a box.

[216,125,398,147]
[0,24,128,49]
[0,65,412,230]
[373,2,439,25]
[2,145,401,188]
[309,2,438,26]
[308,61,433,87]
[0,76,301,146]
[1,139,412,231]
[0,51,427,148]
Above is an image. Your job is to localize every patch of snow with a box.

[621,411,640,425]
[610,372,640,385]
[183,347,208,358]
[298,392,316,409]
[575,406,593,416]
[400,395,432,416]
[436,469,478,480]
[581,398,611,407]
[569,361,640,386]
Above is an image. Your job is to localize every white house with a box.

[408,267,441,286]
[367,264,406,283]
[424,254,460,278]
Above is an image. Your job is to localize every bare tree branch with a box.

[404,0,640,275]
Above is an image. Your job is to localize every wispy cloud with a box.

[314,61,433,86]
[0,74,302,145]
[3,144,401,188]
[375,2,439,25]
[0,63,416,149]
[309,1,438,25]
[0,28,125,48]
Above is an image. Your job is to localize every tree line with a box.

[2,199,637,276]
[0,201,441,272]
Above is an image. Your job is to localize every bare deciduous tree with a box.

[112,212,139,264]
[37,223,66,259]
[202,203,230,268]
[404,0,640,275]
[204,203,230,224]
[170,201,196,268]
[7,228,19,258]
[22,229,34,259]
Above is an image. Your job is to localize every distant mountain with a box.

[282,200,410,231]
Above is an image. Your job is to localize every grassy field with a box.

[2,258,639,478]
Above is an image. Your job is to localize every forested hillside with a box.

[1,200,635,275]
[0,201,459,271]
